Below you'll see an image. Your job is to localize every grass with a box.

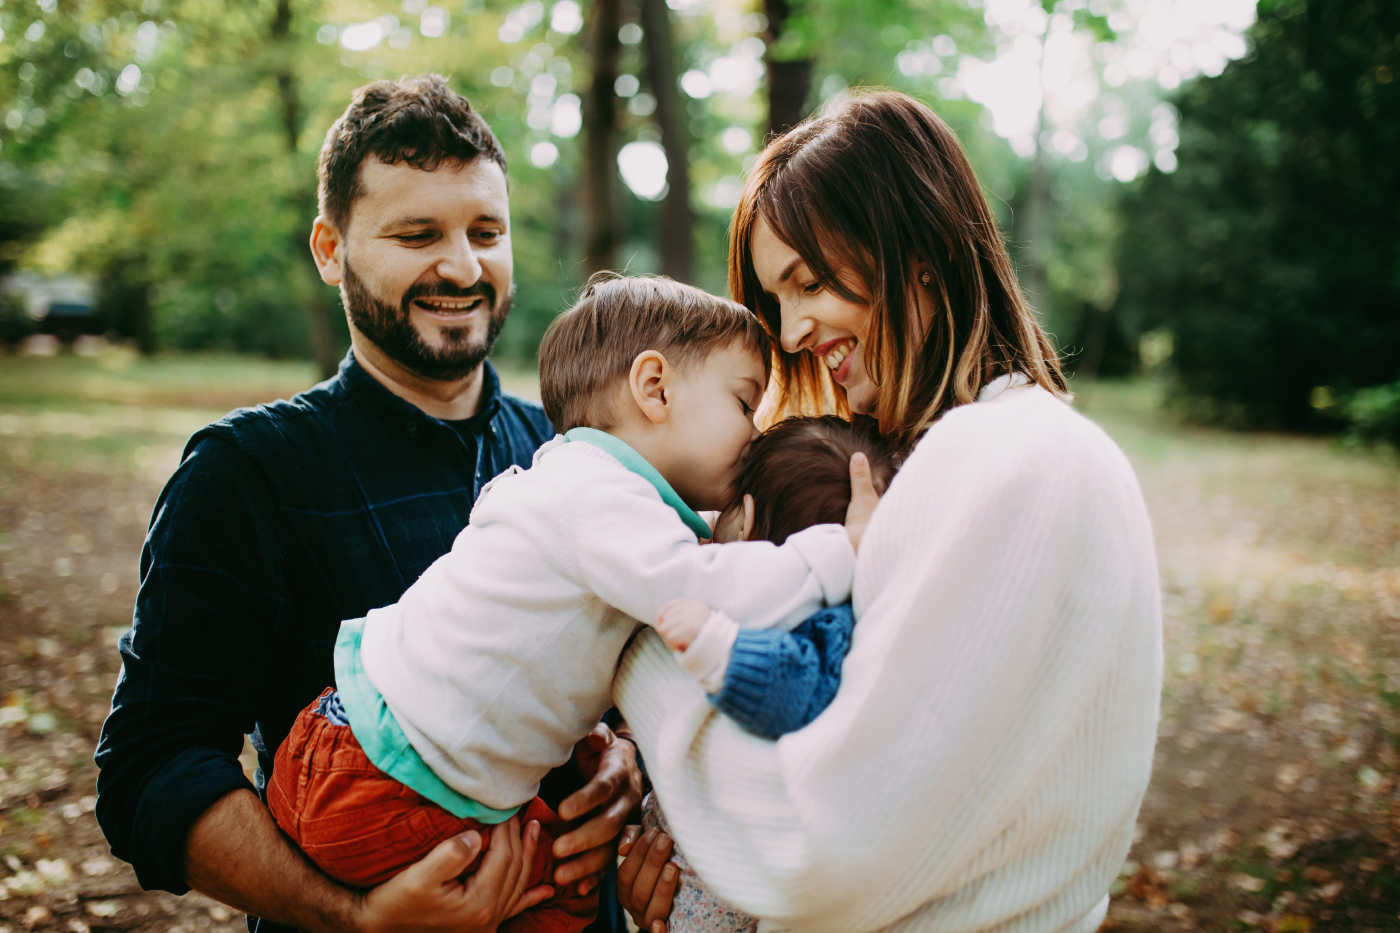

[0,347,541,481]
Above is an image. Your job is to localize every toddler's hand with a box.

[655,598,711,653]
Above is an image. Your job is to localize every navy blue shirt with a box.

[94,353,560,911]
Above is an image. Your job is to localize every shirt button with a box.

[406,421,418,435]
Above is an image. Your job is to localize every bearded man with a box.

[94,76,660,933]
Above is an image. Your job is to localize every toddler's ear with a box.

[741,494,755,541]
[628,350,671,424]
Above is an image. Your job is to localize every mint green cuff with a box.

[334,619,522,824]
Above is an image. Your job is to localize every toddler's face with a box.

[660,341,766,512]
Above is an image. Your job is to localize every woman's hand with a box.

[551,723,646,895]
[616,825,679,933]
[357,816,552,933]
[843,451,881,552]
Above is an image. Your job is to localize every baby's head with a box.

[539,274,772,511]
[713,416,898,544]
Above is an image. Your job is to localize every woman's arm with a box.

[614,398,1163,933]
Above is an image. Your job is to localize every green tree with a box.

[1115,0,1400,428]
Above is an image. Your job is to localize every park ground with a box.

[0,350,1397,933]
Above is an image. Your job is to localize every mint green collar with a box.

[564,427,711,539]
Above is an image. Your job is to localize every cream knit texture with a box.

[614,381,1163,933]
[360,438,856,810]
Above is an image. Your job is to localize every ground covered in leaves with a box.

[0,352,1397,932]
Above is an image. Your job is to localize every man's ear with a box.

[628,350,671,425]
[310,216,344,286]
[741,494,756,541]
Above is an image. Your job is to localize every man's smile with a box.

[411,295,486,318]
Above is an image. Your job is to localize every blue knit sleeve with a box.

[709,604,856,739]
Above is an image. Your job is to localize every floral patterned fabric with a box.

[643,794,758,933]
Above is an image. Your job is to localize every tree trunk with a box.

[271,0,341,379]
[640,0,693,283]
[1022,142,1050,318]
[764,0,813,139]
[584,0,623,276]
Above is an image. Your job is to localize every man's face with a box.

[334,156,514,382]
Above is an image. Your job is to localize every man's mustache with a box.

[401,280,497,312]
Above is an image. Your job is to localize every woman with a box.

[614,90,1162,933]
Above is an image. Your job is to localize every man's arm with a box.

[184,789,549,933]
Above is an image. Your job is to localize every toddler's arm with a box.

[658,602,857,739]
[573,479,854,632]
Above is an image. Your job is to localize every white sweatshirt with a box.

[358,435,855,811]
[614,378,1163,933]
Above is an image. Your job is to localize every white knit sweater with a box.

[614,378,1163,933]
[359,437,855,810]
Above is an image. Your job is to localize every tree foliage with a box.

[1114,0,1400,429]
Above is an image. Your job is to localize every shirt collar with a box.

[338,350,504,429]
[562,427,712,539]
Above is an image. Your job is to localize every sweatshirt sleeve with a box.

[569,472,854,632]
[612,400,1163,933]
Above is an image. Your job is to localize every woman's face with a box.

[750,216,878,414]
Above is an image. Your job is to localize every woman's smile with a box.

[815,337,858,382]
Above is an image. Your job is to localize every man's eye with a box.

[476,230,501,241]
[397,233,434,243]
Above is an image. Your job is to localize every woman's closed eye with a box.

[802,281,822,295]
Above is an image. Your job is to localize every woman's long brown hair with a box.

[729,90,1067,447]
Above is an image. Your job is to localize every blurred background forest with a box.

[2,1,1400,931]
[0,0,1395,437]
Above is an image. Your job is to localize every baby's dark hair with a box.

[732,416,898,545]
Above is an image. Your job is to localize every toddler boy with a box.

[267,276,860,931]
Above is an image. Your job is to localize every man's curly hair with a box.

[317,74,507,233]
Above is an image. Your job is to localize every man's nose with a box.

[436,231,483,286]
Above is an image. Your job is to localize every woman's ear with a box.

[741,494,756,541]
[628,350,671,425]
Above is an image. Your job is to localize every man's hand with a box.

[183,789,549,933]
[654,599,711,653]
[616,825,679,933]
[551,723,645,895]
[844,451,881,552]
[358,817,552,933]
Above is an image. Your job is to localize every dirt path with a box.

[1,373,1397,932]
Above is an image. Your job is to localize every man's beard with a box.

[341,259,513,382]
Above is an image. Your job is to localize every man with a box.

[95,75,645,933]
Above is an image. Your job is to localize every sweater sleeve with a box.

[613,394,1163,933]
[710,605,855,740]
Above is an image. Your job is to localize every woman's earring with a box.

[920,272,931,286]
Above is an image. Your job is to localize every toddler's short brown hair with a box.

[733,416,898,545]
[539,274,772,431]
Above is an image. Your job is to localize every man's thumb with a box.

[419,830,483,881]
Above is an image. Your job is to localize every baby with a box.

[643,415,898,933]
[266,276,861,932]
